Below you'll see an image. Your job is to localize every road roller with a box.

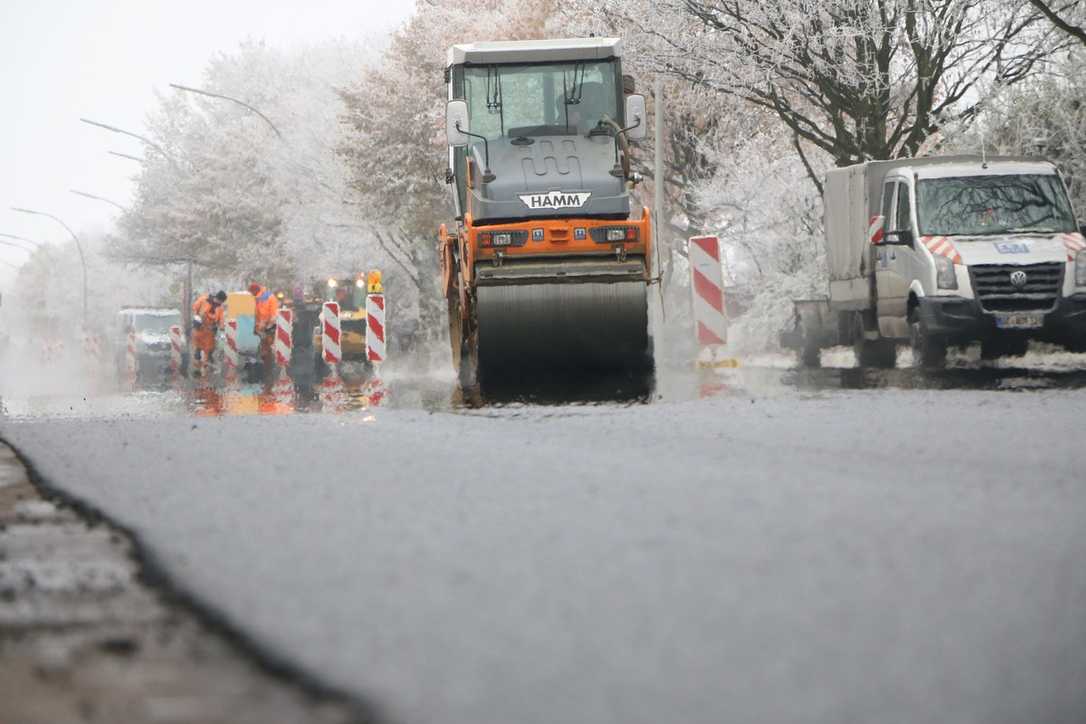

[439,37,653,385]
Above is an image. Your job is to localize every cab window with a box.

[895,181,913,232]
[881,181,897,232]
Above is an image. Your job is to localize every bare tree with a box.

[671,0,1060,187]
[1026,0,1086,45]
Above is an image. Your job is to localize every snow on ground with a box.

[3,386,1085,724]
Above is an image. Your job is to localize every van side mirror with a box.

[625,94,647,142]
[446,100,470,148]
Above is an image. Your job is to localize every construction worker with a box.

[191,290,227,376]
[249,282,280,366]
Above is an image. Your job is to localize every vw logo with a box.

[1010,270,1028,289]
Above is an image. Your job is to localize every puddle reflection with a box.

[7,353,1086,422]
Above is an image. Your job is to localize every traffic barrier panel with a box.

[169,325,184,375]
[126,331,137,373]
[366,293,386,364]
[689,235,728,347]
[318,367,347,411]
[275,308,293,368]
[224,319,239,383]
[322,302,342,365]
[363,375,387,407]
[272,367,294,405]
[125,331,138,385]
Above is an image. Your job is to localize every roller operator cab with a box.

[787,155,1086,367]
[440,37,653,384]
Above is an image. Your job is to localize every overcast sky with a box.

[0,0,413,279]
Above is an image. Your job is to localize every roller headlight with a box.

[934,254,958,290]
[1077,250,1086,287]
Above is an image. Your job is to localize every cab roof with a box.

[870,155,1058,180]
[447,37,622,67]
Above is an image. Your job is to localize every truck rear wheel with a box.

[799,338,822,368]
[852,315,896,369]
[910,320,947,369]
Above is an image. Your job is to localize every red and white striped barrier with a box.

[318,368,347,411]
[272,367,294,405]
[224,319,239,383]
[366,293,386,364]
[689,235,728,346]
[275,309,293,368]
[362,375,387,407]
[125,331,138,382]
[322,302,342,366]
[81,331,102,368]
[169,325,184,375]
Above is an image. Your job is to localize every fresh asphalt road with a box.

[2,369,1086,724]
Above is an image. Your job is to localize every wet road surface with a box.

[2,348,1086,723]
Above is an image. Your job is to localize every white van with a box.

[785,155,1086,367]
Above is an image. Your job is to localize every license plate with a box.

[995,313,1044,329]
[995,242,1030,254]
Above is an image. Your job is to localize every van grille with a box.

[969,263,1064,312]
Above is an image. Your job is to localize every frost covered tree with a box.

[658,0,1062,191]
[937,48,1086,210]
[117,40,383,291]
[1027,0,1086,46]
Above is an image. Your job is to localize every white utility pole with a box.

[653,75,665,283]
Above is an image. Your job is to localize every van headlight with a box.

[934,255,958,290]
[1077,250,1086,287]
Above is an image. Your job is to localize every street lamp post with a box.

[0,239,35,253]
[70,190,127,213]
[81,118,180,171]
[11,208,88,324]
[169,84,283,139]
[109,150,146,164]
[0,233,43,250]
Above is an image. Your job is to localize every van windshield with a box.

[133,314,179,334]
[463,60,620,139]
[916,174,1076,236]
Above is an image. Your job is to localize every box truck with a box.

[783,155,1086,367]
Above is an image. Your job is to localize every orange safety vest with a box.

[252,286,280,330]
[192,295,225,328]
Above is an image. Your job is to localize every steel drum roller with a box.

[476,281,649,374]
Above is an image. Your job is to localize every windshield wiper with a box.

[1004,227,1060,234]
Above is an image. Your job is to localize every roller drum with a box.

[476,281,650,375]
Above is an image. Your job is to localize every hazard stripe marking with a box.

[696,321,725,345]
[692,267,724,315]
[690,236,720,261]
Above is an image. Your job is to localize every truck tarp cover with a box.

[824,165,870,282]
